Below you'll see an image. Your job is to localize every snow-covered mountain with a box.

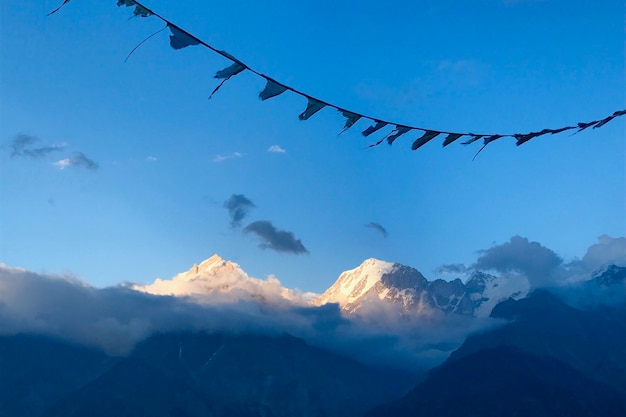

[314,259,529,318]
[133,254,303,305]
[134,255,531,318]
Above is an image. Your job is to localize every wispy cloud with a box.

[224,194,256,228]
[54,152,99,171]
[213,152,243,163]
[243,220,309,254]
[436,263,468,275]
[268,145,286,153]
[146,156,157,162]
[365,222,388,238]
[9,134,66,158]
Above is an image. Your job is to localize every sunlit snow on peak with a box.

[133,254,307,305]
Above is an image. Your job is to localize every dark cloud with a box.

[365,222,388,238]
[244,220,309,254]
[54,152,98,171]
[473,236,562,288]
[9,134,65,158]
[224,194,256,228]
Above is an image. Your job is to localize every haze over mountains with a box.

[1,235,625,416]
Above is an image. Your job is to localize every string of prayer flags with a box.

[47,0,626,158]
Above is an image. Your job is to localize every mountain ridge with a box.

[136,254,530,319]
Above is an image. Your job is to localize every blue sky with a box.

[1,0,624,292]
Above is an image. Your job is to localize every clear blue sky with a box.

[1,0,624,292]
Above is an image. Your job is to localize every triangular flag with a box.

[442,133,463,147]
[472,135,504,160]
[133,5,152,17]
[362,121,388,137]
[215,62,246,79]
[575,120,600,133]
[339,111,361,134]
[116,0,152,17]
[259,79,288,101]
[547,126,574,135]
[483,134,503,145]
[386,126,411,145]
[461,134,484,145]
[411,130,441,150]
[514,132,540,146]
[168,24,200,50]
[209,63,246,98]
[47,0,71,16]
[299,98,326,120]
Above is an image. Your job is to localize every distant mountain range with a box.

[313,258,528,318]
[135,254,530,319]
[1,257,624,416]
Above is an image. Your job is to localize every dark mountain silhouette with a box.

[3,332,416,417]
[366,346,626,417]
[365,285,626,417]
[0,334,109,417]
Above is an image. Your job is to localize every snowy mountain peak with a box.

[133,254,302,305]
[312,258,393,307]
[315,258,529,318]
[184,254,242,279]
[313,258,429,314]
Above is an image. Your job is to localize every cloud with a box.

[243,220,309,254]
[213,152,242,163]
[581,235,626,270]
[268,145,286,153]
[473,236,562,288]
[54,152,98,171]
[146,156,157,162]
[224,194,256,228]
[557,235,626,284]
[365,222,388,238]
[9,134,66,158]
[0,263,498,370]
